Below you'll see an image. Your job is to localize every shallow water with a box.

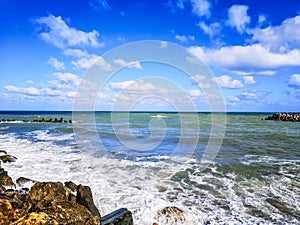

[0,111,299,224]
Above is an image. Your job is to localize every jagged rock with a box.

[29,182,69,202]
[0,199,19,224]
[0,185,6,193]
[14,212,58,225]
[16,177,35,187]
[0,154,17,163]
[43,200,99,225]
[64,181,77,192]
[157,206,185,223]
[0,169,15,187]
[76,184,101,219]
[101,208,133,225]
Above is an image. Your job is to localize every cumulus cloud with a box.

[175,35,195,43]
[226,5,250,33]
[288,74,300,88]
[46,57,65,70]
[53,72,79,85]
[4,85,41,96]
[72,55,112,71]
[248,15,300,52]
[63,48,89,58]
[198,22,221,39]
[212,75,243,88]
[114,59,142,69]
[243,76,256,84]
[48,80,71,89]
[189,44,300,70]
[35,14,102,49]
[191,0,211,18]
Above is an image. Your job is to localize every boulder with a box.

[0,154,17,163]
[14,212,58,225]
[0,199,19,224]
[101,208,133,225]
[0,169,15,187]
[76,184,101,219]
[64,181,77,192]
[29,182,69,202]
[157,206,185,223]
[16,177,35,187]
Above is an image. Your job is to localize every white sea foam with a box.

[0,132,299,224]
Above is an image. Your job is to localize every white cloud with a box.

[248,15,300,52]
[288,74,300,88]
[35,14,102,49]
[109,81,135,90]
[48,80,71,89]
[160,41,168,48]
[72,55,112,71]
[46,57,65,70]
[175,35,195,43]
[4,85,41,96]
[63,48,89,58]
[258,15,267,26]
[189,44,300,70]
[243,76,256,84]
[226,5,250,33]
[188,89,201,97]
[231,70,277,76]
[198,22,221,39]
[239,90,258,100]
[191,0,211,18]
[90,0,111,10]
[212,75,243,88]
[53,72,79,85]
[114,59,142,69]
[42,87,64,96]
[192,74,206,82]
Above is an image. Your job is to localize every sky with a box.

[1,0,300,112]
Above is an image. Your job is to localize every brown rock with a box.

[76,184,101,219]
[0,199,19,224]
[64,181,77,192]
[16,177,35,187]
[0,170,15,187]
[0,154,17,163]
[157,206,185,222]
[29,182,69,202]
[13,212,58,225]
[43,200,99,225]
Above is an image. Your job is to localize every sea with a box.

[0,111,299,224]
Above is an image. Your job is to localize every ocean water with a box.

[0,111,299,224]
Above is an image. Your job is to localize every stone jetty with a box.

[0,118,72,123]
[0,151,133,225]
[264,112,300,122]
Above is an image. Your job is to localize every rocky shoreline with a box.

[0,151,133,225]
[264,112,300,122]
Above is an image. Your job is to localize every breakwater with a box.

[264,112,300,122]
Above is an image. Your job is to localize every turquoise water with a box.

[0,111,299,224]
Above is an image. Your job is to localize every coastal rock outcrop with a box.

[265,112,300,122]
[0,151,134,225]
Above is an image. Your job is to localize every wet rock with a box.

[16,177,35,187]
[0,169,15,187]
[102,208,133,225]
[0,154,17,163]
[76,184,101,219]
[0,184,6,193]
[29,182,69,202]
[157,206,185,222]
[64,181,77,192]
[0,199,19,224]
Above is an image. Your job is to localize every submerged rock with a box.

[156,206,185,223]
[102,208,133,225]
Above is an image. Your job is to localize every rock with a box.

[101,208,133,225]
[0,154,17,163]
[0,199,19,224]
[43,200,99,225]
[64,181,77,192]
[0,184,6,193]
[16,177,35,187]
[14,212,58,225]
[29,182,69,202]
[0,170,15,187]
[157,206,185,222]
[0,150,7,155]
[76,184,101,219]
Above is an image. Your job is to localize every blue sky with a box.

[1,0,300,111]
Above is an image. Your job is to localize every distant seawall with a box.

[265,112,300,122]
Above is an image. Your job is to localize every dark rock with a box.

[76,184,101,219]
[29,182,69,202]
[0,154,17,163]
[64,181,77,192]
[16,177,35,187]
[0,170,15,187]
[0,184,6,193]
[102,208,133,225]
[0,150,7,155]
